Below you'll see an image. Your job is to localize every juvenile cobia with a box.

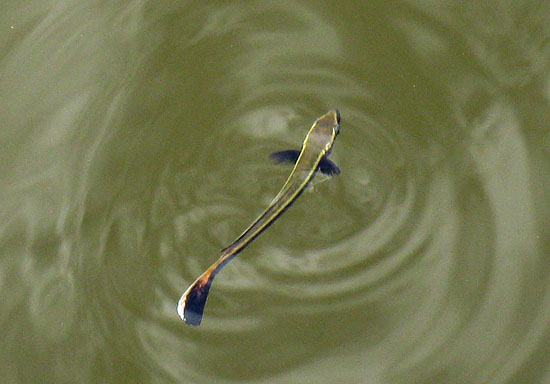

[177,110,341,325]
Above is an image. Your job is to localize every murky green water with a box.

[2,1,550,383]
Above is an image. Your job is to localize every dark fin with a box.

[318,156,340,176]
[270,149,340,176]
[269,150,301,164]
[180,275,214,326]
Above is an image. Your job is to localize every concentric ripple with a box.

[1,1,549,384]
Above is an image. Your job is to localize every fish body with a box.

[178,110,341,325]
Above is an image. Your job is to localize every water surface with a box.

[1,1,549,383]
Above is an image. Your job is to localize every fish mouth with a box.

[334,109,341,124]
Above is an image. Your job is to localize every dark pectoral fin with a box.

[270,150,340,176]
[269,150,301,164]
[318,156,340,176]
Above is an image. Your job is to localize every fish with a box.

[177,110,341,325]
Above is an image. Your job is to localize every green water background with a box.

[1,1,550,383]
